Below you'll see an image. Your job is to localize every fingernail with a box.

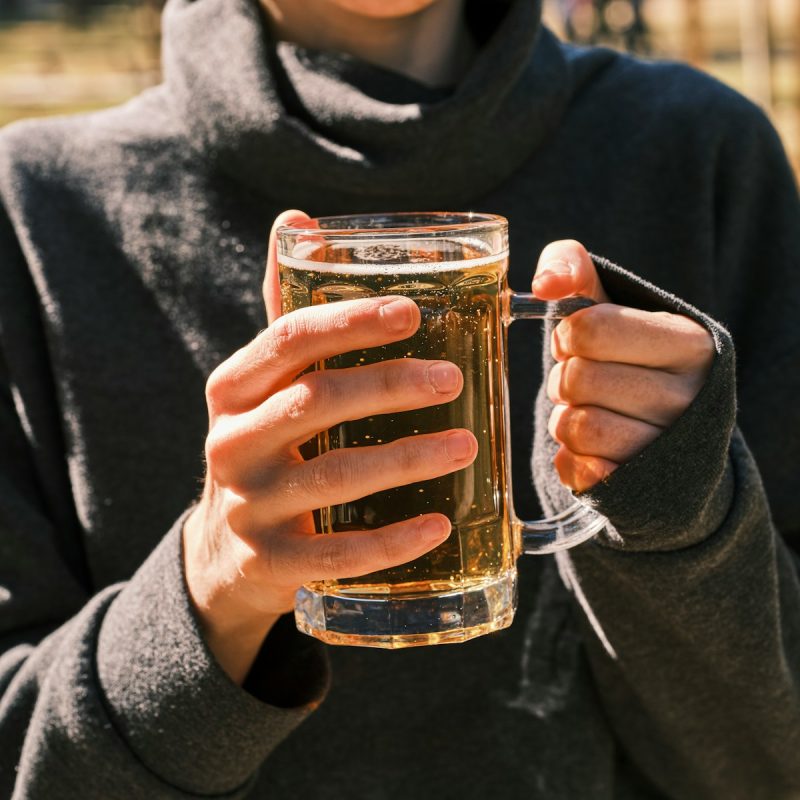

[419,517,450,541]
[535,259,575,281]
[444,431,474,461]
[428,362,461,394]
[380,298,414,333]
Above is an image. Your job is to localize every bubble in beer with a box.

[278,240,512,596]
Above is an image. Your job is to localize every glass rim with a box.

[276,211,507,239]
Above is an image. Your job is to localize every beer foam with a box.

[278,249,508,275]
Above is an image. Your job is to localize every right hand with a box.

[183,210,478,684]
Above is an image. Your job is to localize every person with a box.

[0,0,798,797]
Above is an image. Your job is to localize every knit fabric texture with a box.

[0,0,799,797]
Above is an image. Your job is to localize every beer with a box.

[279,242,515,622]
[278,213,606,648]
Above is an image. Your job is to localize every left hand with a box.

[532,240,715,493]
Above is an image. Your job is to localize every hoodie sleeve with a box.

[0,198,329,799]
[532,102,800,799]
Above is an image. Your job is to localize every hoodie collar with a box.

[162,0,569,208]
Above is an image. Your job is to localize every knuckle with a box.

[246,542,278,585]
[225,495,253,539]
[552,406,573,444]
[204,438,244,491]
[204,429,223,464]
[278,382,315,421]
[580,304,611,342]
[573,458,599,491]
[667,315,714,372]
[381,360,422,397]
[316,537,349,574]
[318,539,340,573]
[266,313,303,359]
[553,445,575,486]
[204,427,234,473]
[205,365,230,412]
[376,529,404,566]
[266,535,302,580]
[208,490,264,557]
[554,446,603,491]
[330,304,355,333]
[395,437,428,472]
[663,373,704,423]
[692,328,715,368]
[380,361,406,395]
[558,406,600,449]
[560,357,590,403]
[576,407,603,442]
[300,371,335,411]
[304,452,356,498]
[670,376,699,414]
[558,309,594,356]
[546,364,561,403]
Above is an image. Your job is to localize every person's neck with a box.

[260,0,476,88]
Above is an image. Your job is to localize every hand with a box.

[183,210,478,684]
[531,241,714,493]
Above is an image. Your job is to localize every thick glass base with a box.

[294,571,517,648]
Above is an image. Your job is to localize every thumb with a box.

[264,209,312,324]
[531,239,610,303]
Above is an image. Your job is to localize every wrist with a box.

[182,506,281,684]
[202,610,281,687]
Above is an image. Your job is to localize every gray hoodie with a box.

[0,0,798,797]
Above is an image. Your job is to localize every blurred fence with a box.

[543,0,800,173]
[0,0,798,174]
[0,2,160,127]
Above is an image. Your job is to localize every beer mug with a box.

[277,212,608,648]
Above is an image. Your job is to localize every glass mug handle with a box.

[502,291,609,554]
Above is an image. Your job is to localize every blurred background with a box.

[0,0,798,175]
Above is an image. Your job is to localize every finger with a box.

[273,513,452,583]
[531,240,610,303]
[213,359,465,477]
[553,445,618,493]
[206,296,421,414]
[548,403,662,464]
[261,429,477,517]
[547,357,699,428]
[264,209,312,324]
[551,303,715,373]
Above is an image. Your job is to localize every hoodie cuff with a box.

[533,255,737,552]
[96,510,329,796]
